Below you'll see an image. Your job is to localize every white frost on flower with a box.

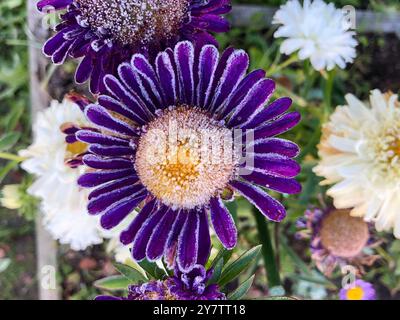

[19,98,133,255]
[314,90,400,238]
[272,0,357,71]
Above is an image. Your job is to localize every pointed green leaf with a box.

[94,275,131,291]
[208,257,224,285]
[227,275,255,300]
[218,245,261,287]
[138,259,166,280]
[113,263,147,283]
[0,132,21,151]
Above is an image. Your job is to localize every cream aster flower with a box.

[314,90,400,238]
[19,98,117,250]
[272,0,357,71]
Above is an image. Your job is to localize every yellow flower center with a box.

[346,286,364,300]
[135,106,239,209]
[77,0,189,46]
[66,140,88,157]
[320,210,369,258]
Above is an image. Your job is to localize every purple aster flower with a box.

[71,41,301,271]
[96,264,225,300]
[339,279,376,300]
[37,0,231,93]
[297,208,380,277]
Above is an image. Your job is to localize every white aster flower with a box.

[314,90,400,238]
[272,0,357,71]
[19,98,132,253]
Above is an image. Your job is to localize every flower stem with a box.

[323,69,336,121]
[268,55,298,76]
[0,152,26,162]
[253,208,281,288]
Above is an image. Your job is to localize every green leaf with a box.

[208,257,224,285]
[113,263,147,283]
[94,275,132,291]
[218,245,261,287]
[0,132,21,151]
[138,260,166,280]
[227,275,255,300]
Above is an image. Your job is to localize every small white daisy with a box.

[314,90,400,238]
[272,0,357,71]
[19,98,127,252]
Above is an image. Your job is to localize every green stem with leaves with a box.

[0,152,25,162]
[323,69,336,121]
[253,208,281,288]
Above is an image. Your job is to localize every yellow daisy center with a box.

[135,106,239,209]
[320,210,369,258]
[77,0,189,46]
[346,286,364,300]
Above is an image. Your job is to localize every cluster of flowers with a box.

[3,0,397,300]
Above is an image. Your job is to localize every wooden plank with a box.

[230,5,400,34]
[27,0,60,300]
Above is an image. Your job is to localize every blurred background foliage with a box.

[0,0,399,300]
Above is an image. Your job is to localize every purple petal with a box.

[230,180,287,222]
[82,154,133,170]
[76,130,129,146]
[252,138,300,158]
[227,79,275,127]
[165,210,188,268]
[254,111,301,140]
[197,208,211,265]
[155,51,177,107]
[177,211,200,272]
[78,169,136,188]
[132,206,169,261]
[242,97,293,129]
[88,144,134,157]
[88,176,139,200]
[85,104,138,137]
[120,199,157,245]
[88,185,145,215]
[209,197,237,249]
[245,153,301,178]
[241,171,302,194]
[98,95,146,125]
[174,41,195,105]
[196,45,219,107]
[100,192,148,230]
[146,209,177,261]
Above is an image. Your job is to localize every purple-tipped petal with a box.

[37,0,72,11]
[177,211,200,272]
[242,97,293,129]
[88,185,145,215]
[132,206,169,261]
[78,169,136,188]
[254,111,301,140]
[120,199,157,245]
[245,154,301,178]
[88,176,139,200]
[242,171,302,194]
[209,197,237,249]
[227,79,275,127]
[76,130,129,147]
[88,144,135,157]
[230,180,287,222]
[197,208,211,265]
[174,41,195,105]
[98,95,146,125]
[251,138,300,158]
[209,49,249,112]
[82,154,133,170]
[155,51,178,106]
[100,192,147,230]
[196,45,219,107]
[146,209,177,261]
[217,69,266,120]
[165,210,188,268]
